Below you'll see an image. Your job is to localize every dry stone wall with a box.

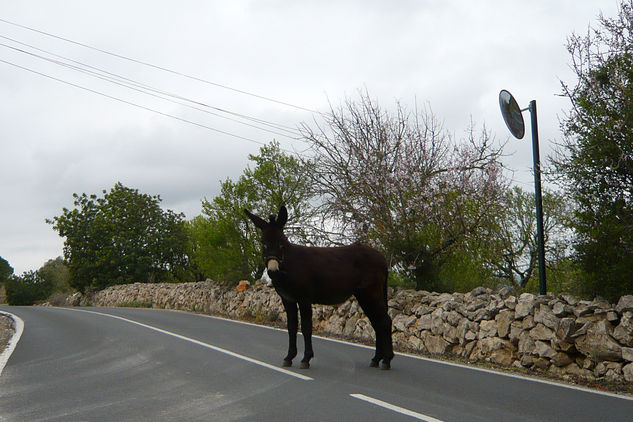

[71,281,633,384]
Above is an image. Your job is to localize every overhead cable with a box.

[0,35,304,139]
[0,17,323,115]
[0,57,290,149]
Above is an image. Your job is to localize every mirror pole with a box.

[529,100,547,295]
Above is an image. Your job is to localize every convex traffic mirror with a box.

[499,89,525,139]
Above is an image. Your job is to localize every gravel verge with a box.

[0,314,15,354]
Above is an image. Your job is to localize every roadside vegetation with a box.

[2,1,633,305]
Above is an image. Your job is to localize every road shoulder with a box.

[0,310,24,376]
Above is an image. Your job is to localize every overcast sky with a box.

[0,1,620,274]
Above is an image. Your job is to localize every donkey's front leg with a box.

[298,302,314,369]
[282,298,298,367]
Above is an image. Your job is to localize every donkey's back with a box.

[282,243,388,305]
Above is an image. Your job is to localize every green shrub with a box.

[6,271,52,306]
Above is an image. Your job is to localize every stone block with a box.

[573,305,595,318]
[343,315,360,336]
[559,294,578,306]
[393,314,416,332]
[613,312,633,347]
[520,355,535,368]
[606,311,619,324]
[495,309,514,339]
[534,340,557,359]
[533,357,550,370]
[519,331,536,355]
[469,337,516,364]
[551,352,574,367]
[442,324,461,344]
[509,321,523,345]
[616,295,633,314]
[413,304,433,316]
[444,311,462,327]
[552,301,573,317]
[522,314,536,330]
[466,298,486,312]
[556,317,582,343]
[515,293,535,319]
[498,286,513,299]
[408,335,424,351]
[529,323,555,341]
[623,363,633,382]
[564,362,594,380]
[504,296,517,310]
[457,319,479,344]
[551,338,576,353]
[470,286,488,297]
[534,305,560,330]
[424,334,451,355]
[416,314,433,331]
[479,320,498,339]
[574,321,622,362]
[469,308,492,322]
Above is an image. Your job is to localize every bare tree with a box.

[301,93,507,289]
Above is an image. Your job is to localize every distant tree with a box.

[5,270,52,306]
[38,257,72,294]
[484,186,573,292]
[188,142,316,283]
[552,1,633,300]
[0,256,13,284]
[48,183,189,292]
[301,93,507,291]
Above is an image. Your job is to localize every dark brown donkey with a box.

[245,206,394,369]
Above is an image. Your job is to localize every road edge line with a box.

[62,307,313,381]
[0,311,24,377]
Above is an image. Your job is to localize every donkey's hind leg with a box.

[355,290,393,369]
[282,298,298,367]
[377,306,394,369]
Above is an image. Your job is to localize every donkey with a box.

[244,206,394,370]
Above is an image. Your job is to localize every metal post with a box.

[529,100,547,295]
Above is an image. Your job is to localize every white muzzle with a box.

[267,258,280,272]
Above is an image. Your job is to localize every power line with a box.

[0,17,323,115]
[0,57,290,149]
[0,35,304,139]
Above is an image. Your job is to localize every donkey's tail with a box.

[383,267,389,307]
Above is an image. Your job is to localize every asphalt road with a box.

[1,306,632,422]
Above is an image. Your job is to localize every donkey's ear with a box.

[244,209,268,230]
[277,205,288,228]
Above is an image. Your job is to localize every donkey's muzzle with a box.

[266,258,280,272]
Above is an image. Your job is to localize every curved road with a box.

[0,306,631,421]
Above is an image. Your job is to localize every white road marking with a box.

[0,311,24,376]
[63,308,313,381]
[350,393,444,421]
[192,311,633,402]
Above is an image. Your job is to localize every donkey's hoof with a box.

[299,361,310,369]
[370,359,380,368]
[380,360,391,370]
[282,359,292,367]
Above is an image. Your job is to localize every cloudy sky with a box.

[0,1,620,274]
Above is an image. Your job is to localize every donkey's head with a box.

[244,206,288,273]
